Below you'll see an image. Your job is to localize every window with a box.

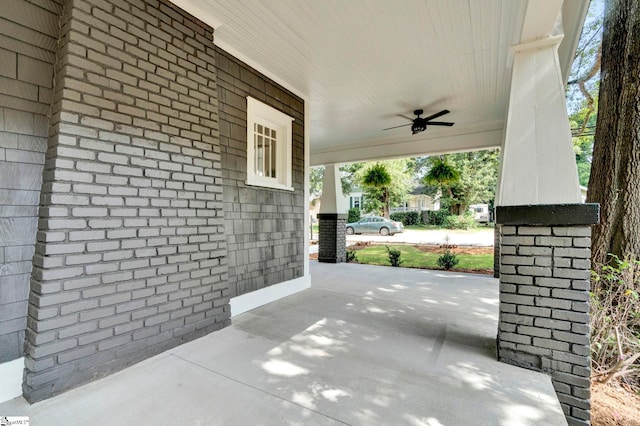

[350,196,361,209]
[246,96,294,191]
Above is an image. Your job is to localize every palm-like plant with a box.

[362,163,392,217]
[423,157,461,213]
[424,157,460,186]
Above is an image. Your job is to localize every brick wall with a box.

[24,0,229,402]
[0,0,62,363]
[498,225,591,425]
[318,214,347,263]
[216,48,305,298]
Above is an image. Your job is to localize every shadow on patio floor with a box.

[0,261,566,425]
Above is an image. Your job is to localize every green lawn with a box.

[351,244,494,271]
[403,224,442,230]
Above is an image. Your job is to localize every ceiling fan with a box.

[383,109,454,135]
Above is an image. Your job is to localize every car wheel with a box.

[379,227,389,236]
[346,227,354,235]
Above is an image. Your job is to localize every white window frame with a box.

[246,96,294,191]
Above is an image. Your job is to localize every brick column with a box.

[494,225,501,278]
[318,214,346,263]
[496,204,599,426]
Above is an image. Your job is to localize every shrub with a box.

[386,246,403,267]
[348,208,361,223]
[346,250,358,263]
[390,211,419,226]
[420,210,430,225]
[428,210,451,226]
[444,214,476,230]
[437,250,459,270]
[590,255,640,386]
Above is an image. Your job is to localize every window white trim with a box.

[246,96,294,191]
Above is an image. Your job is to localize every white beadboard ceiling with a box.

[170,0,589,164]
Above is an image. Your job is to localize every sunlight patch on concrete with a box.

[289,344,331,358]
[404,415,446,426]
[262,359,309,377]
[448,362,494,391]
[501,404,545,425]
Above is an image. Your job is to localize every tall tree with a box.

[423,156,460,212]
[356,159,413,218]
[423,150,499,215]
[309,165,325,200]
[361,163,392,218]
[587,0,640,275]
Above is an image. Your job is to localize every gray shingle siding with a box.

[216,48,305,298]
[0,0,62,364]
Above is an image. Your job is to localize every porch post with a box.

[318,164,347,263]
[495,33,599,425]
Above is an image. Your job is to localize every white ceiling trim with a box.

[311,122,503,166]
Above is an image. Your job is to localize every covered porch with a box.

[0,262,566,425]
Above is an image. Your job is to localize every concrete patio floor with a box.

[0,262,566,425]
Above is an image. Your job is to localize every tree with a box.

[356,159,413,218]
[423,150,499,215]
[587,0,640,277]
[423,156,460,212]
[308,163,363,202]
[310,165,325,200]
[339,162,364,196]
[361,163,392,218]
[570,102,597,186]
[566,0,603,187]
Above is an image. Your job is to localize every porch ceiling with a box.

[170,0,589,165]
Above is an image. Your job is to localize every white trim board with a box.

[0,357,24,404]
[230,275,311,317]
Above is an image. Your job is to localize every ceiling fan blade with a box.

[427,121,455,126]
[397,114,414,121]
[423,109,450,121]
[382,123,413,131]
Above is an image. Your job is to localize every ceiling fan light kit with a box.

[383,108,454,135]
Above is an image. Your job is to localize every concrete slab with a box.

[0,262,566,425]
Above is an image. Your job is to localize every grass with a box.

[351,244,494,271]
[403,224,442,230]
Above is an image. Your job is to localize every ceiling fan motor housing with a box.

[411,118,427,134]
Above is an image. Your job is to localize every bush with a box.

[385,245,403,267]
[420,210,430,225]
[437,250,459,270]
[428,210,451,226]
[444,214,476,230]
[347,208,361,223]
[390,211,419,226]
[346,250,358,263]
[591,255,640,386]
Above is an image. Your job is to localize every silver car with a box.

[345,216,404,236]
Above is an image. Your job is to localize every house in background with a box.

[390,185,440,214]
